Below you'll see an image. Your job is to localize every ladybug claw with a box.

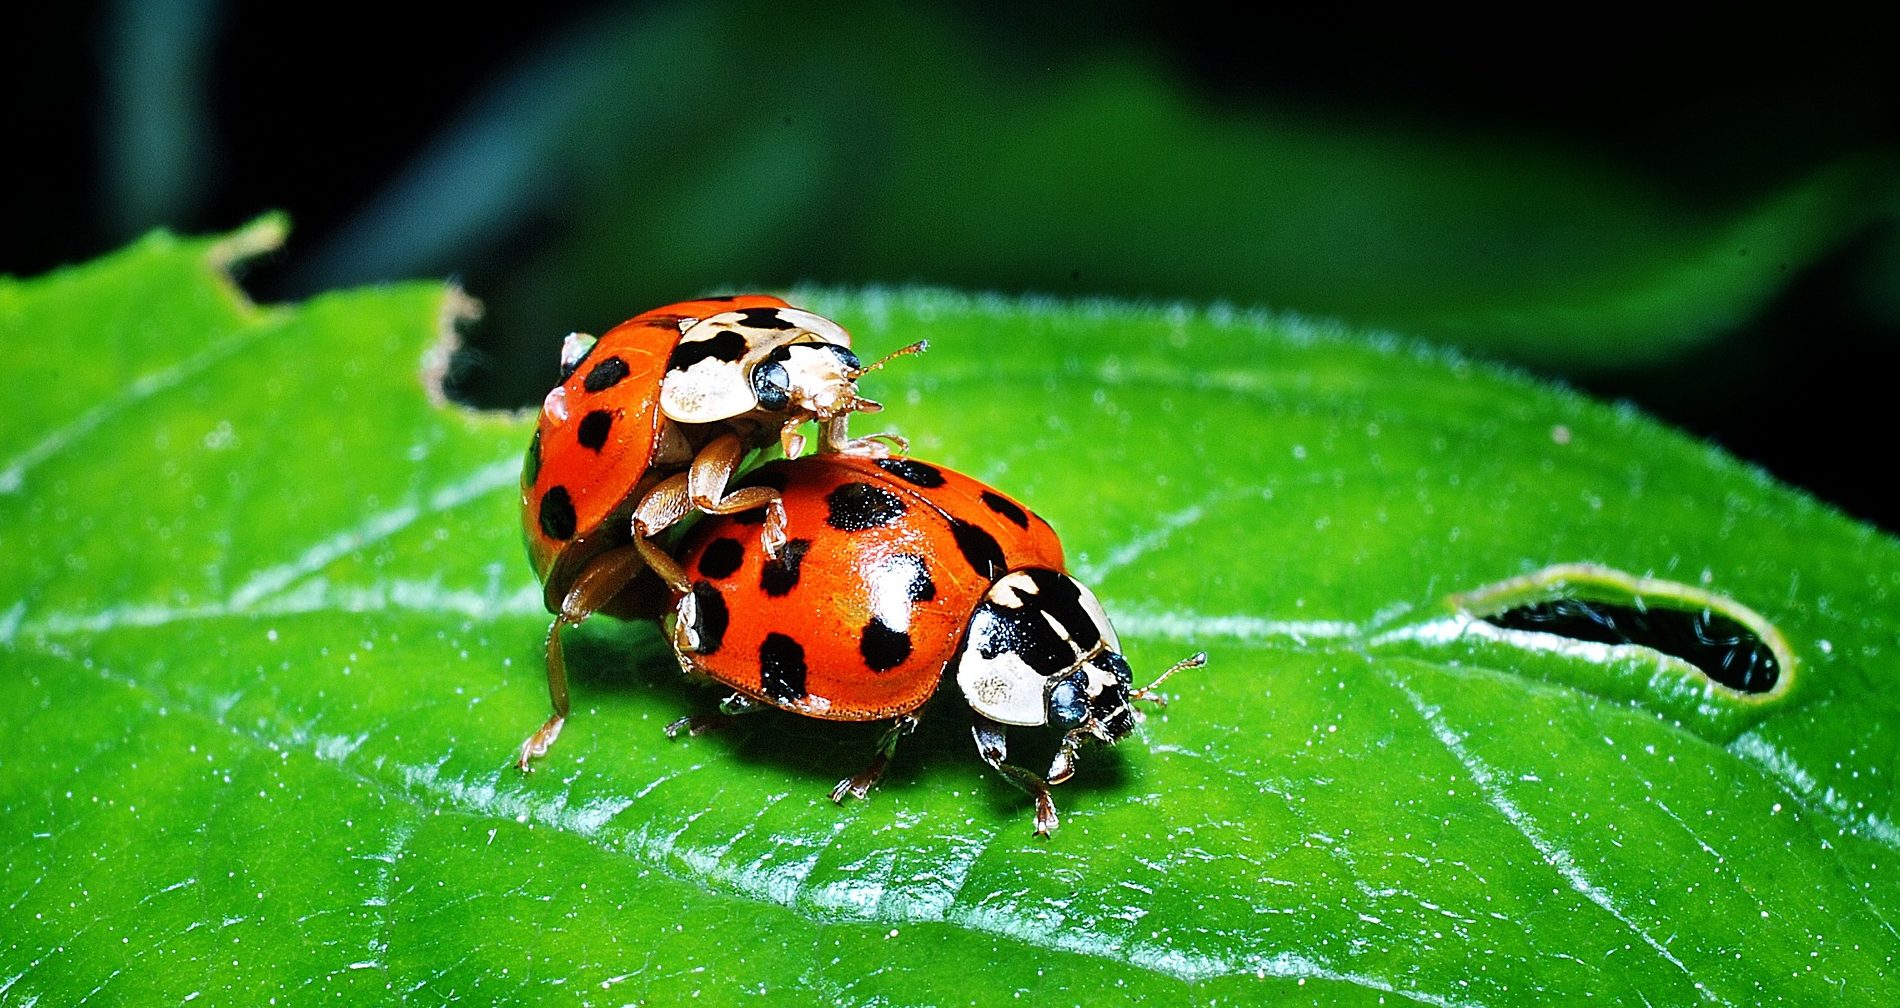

[837,432,908,458]
[759,499,790,560]
[779,419,809,460]
[1032,795,1059,838]
[515,715,565,772]
[664,714,725,738]
[666,695,764,740]
[829,715,917,805]
[829,774,875,804]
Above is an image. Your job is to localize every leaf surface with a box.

[3,227,1897,1005]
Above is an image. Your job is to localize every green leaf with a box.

[4,225,1897,1005]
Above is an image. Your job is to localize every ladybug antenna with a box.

[853,339,929,376]
[1131,651,1207,706]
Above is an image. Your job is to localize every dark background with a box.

[10,3,1898,529]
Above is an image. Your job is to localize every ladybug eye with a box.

[751,359,792,410]
[1048,668,1091,729]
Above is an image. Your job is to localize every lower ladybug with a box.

[663,453,1204,836]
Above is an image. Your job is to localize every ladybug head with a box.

[660,306,874,426]
[749,339,880,418]
[751,337,929,458]
[661,306,927,457]
[1047,649,1142,742]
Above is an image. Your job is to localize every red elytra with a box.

[668,453,1064,720]
[664,453,1203,836]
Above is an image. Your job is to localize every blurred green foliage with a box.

[44,0,1896,524]
[283,2,1896,383]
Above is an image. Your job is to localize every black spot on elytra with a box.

[686,582,727,654]
[877,555,936,603]
[522,429,542,486]
[667,329,748,372]
[731,508,767,526]
[827,482,906,531]
[874,458,946,488]
[981,491,1030,528]
[538,486,576,540]
[860,618,913,672]
[584,356,630,392]
[576,409,614,451]
[698,537,745,580]
[759,633,808,703]
[737,307,798,329]
[951,520,1007,580]
[760,539,811,596]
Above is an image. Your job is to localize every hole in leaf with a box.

[1449,562,1796,704]
[1481,599,1779,693]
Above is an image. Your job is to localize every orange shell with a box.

[670,454,1065,721]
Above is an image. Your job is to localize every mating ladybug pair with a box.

[516,296,1202,835]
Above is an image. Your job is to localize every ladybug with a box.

[517,296,918,769]
[663,453,1205,836]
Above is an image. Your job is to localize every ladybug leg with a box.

[630,473,695,592]
[798,337,929,455]
[629,433,792,589]
[1045,727,1093,787]
[664,692,767,738]
[516,544,644,771]
[971,716,1060,837]
[684,432,789,558]
[778,418,809,461]
[829,713,921,804]
[823,416,910,458]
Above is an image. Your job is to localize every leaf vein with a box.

[1384,667,1730,1007]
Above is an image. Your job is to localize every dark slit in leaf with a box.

[1482,598,1779,693]
[1448,564,1798,710]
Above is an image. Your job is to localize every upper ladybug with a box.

[516,296,909,769]
[662,453,1203,836]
